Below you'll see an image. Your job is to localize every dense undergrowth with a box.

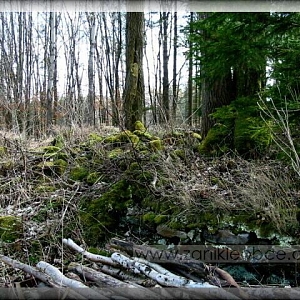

[0,122,299,286]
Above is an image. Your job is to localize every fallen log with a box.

[36,261,108,299]
[3,237,300,300]
[63,238,117,266]
[111,252,217,288]
[109,237,240,288]
[68,262,137,288]
[68,262,164,299]
[0,255,87,299]
[109,238,208,272]
[0,254,61,288]
[96,263,146,283]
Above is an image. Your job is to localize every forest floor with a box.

[0,124,299,289]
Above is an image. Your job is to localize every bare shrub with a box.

[210,158,298,234]
[258,92,300,177]
[237,164,298,233]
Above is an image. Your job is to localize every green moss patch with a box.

[80,180,134,245]
[134,120,146,132]
[0,216,22,242]
[149,139,163,151]
[70,165,89,181]
[0,146,7,156]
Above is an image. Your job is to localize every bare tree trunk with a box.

[52,13,60,127]
[95,45,107,125]
[187,12,194,126]
[24,12,33,135]
[16,13,24,133]
[10,13,20,132]
[87,12,96,126]
[114,12,122,127]
[46,12,56,132]
[123,12,145,131]
[144,15,155,124]
[162,12,170,123]
[172,11,178,123]
[157,13,163,124]
[201,72,233,138]
[102,13,115,126]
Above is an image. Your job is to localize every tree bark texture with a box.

[162,12,170,123]
[201,71,233,138]
[123,12,145,131]
[187,12,194,126]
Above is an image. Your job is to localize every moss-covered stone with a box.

[0,146,7,156]
[103,131,139,147]
[39,146,61,154]
[134,120,146,132]
[127,134,139,146]
[141,212,169,226]
[192,132,202,140]
[70,165,89,181]
[80,180,133,245]
[103,135,119,144]
[129,162,139,171]
[35,184,56,193]
[168,221,185,230]
[154,214,169,224]
[37,159,68,176]
[0,160,14,176]
[88,133,103,143]
[54,159,68,175]
[171,149,186,160]
[108,148,124,159]
[142,212,156,223]
[86,172,101,185]
[0,216,22,242]
[149,139,163,151]
[133,130,153,141]
[34,145,68,160]
[52,135,65,148]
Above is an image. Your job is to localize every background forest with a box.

[0,11,299,163]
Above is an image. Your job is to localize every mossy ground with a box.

[0,122,299,287]
[0,216,22,242]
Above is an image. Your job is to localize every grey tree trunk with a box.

[87,12,96,126]
[162,12,170,123]
[46,12,57,132]
[24,12,33,135]
[187,12,194,126]
[172,12,178,122]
